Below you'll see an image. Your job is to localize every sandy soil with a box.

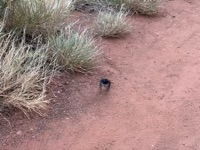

[1,0,200,149]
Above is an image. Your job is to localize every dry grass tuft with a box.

[0,0,103,116]
[74,0,106,12]
[94,9,132,38]
[0,0,76,116]
[0,32,53,116]
[0,0,102,116]
[4,0,74,37]
[74,0,162,16]
[122,0,162,16]
[49,28,101,73]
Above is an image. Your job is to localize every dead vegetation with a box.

[74,0,162,16]
[94,9,132,38]
[49,28,101,72]
[0,33,51,116]
[0,0,163,116]
[0,0,100,116]
[121,0,162,16]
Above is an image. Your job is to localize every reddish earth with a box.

[1,0,200,149]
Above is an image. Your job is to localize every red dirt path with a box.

[1,0,200,149]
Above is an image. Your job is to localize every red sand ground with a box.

[1,0,200,149]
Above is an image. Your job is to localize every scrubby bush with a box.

[94,9,132,38]
[0,33,52,116]
[0,0,101,115]
[49,28,100,72]
[74,0,106,12]
[74,0,162,16]
[119,0,162,16]
[3,0,74,37]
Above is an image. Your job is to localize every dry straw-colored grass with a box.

[0,33,53,116]
[0,0,102,116]
[4,0,74,36]
[0,28,101,115]
[120,0,162,16]
[49,28,101,72]
[0,0,75,116]
[94,9,132,38]
[74,0,162,16]
[0,0,162,117]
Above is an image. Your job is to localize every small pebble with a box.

[16,130,22,135]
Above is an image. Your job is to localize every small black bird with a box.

[99,78,111,91]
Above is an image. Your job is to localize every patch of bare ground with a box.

[1,0,200,149]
